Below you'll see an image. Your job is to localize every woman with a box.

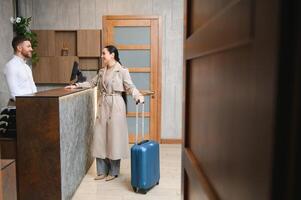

[65,45,144,181]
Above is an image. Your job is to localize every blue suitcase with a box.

[131,104,160,194]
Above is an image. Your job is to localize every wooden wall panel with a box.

[33,56,78,84]
[33,29,101,83]
[55,31,77,56]
[183,0,280,199]
[77,30,101,57]
[188,46,274,199]
[56,56,79,83]
[186,0,253,59]
[32,57,56,83]
[188,0,232,34]
[33,30,55,56]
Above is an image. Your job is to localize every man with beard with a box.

[4,36,37,106]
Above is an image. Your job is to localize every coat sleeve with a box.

[122,68,142,101]
[76,74,99,88]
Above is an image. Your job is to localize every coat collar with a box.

[100,62,123,91]
[99,62,122,74]
[111,62,122,72]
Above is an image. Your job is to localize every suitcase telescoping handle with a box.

[135,103,145,144]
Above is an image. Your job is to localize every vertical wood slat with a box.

[151,19,159,142]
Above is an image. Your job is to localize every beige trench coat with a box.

[77,62,142,160]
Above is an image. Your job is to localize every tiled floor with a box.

[72,144,181,200]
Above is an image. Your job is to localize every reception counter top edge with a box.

[15,87,90,98]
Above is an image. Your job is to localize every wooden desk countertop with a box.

[16,87,89,98]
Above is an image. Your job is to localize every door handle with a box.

[140,90,155,98]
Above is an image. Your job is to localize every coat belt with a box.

[101,93,121,96]
[100,92,122,119]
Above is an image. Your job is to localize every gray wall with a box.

[0,0,14,108]
[19,0,184,139]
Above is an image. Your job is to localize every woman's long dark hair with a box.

[105,45,127,110]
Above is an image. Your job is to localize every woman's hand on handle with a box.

[136,95,144,104]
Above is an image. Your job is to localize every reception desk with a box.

[16,88,96,200]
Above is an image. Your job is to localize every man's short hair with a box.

[12,36,30,52]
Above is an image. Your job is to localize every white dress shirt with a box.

[4,55,37,100]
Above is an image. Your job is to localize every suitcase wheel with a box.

[156,181,159,185]
[133,187,147,194]
[139,189,147,194]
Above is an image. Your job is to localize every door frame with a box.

[102,15,162,143]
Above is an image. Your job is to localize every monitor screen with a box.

[70,61,79,81]
[70,61,87,83]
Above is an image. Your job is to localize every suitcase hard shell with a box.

[131,103,160,194]
[131,140,160,193]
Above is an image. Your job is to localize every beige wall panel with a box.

[32,0,58,29]
[163,33,183,139]
[19,0,33,19]
[108,0,152,15]
[95,0,108,29]
[0,0,14,107]
[56,0,80,29]
[153,0,184,139]
[171,0,184,31]
[80,0,96,29]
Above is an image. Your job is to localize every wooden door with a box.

[183,0,282,199]
[103,16,161,143]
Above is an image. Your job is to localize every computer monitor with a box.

[70,61,87,83]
